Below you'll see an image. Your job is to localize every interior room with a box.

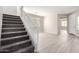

[0,6,79,53]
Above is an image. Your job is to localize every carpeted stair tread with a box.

[1,35,28,41]
[1,31,27,38]
[1,36,29,46]
[1,40,32,52]
[2,28,25,32]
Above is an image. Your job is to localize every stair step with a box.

[1,31,27,38]
[2,24,23,26]
[3,18,21,21]
[1,40,32,52]
[2,23,23,25]
[2,31,26,34]
[2,27,25,30]
[3,14,20,19]
[3,20,22,23]
[3,14,19,17]
[1,35,28,41]
[3,16,20,19]
[0,49,10,53]
[3,21,23,24]
[1,40,31,49]
[1,35,29,46]
[2,24,24,28]
[13,45,34,53]
[2,28,25,32]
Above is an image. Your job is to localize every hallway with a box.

[38,30,79,53]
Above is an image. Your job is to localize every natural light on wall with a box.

[23,7,46,16]
[77,16,79,30]
[61,20,67,27]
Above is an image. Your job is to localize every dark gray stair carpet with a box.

[2,28,25,33]
[3,21,23,24]
[0,14,34,53]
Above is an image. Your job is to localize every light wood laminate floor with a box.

[38,30,79,53]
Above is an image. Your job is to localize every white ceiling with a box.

[24,6,79,14]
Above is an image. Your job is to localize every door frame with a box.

[57,14,69,35]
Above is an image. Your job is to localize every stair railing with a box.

[0,7,3,49]
[20,8,39,52]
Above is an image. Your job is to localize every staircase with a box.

[0,14,34,53]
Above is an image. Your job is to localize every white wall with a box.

[23,7,58,35]
[3,6,17,15]
[44,13,58,34]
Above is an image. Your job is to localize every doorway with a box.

[58,15,68,35]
